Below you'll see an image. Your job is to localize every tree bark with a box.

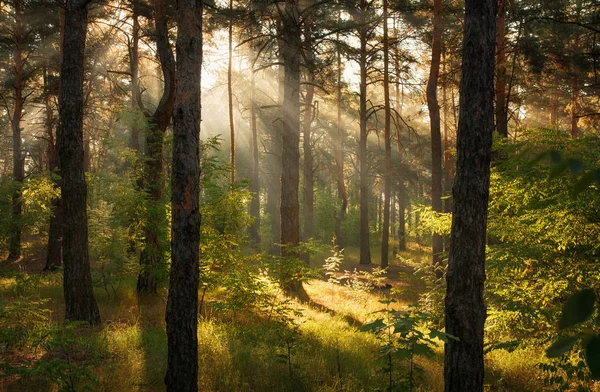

[495,0,508,137]
[44,60,62,272]
[137,0,176,295]
[334,24,347,250]
[228,0,235,184]
[164,0,202,390]
[358,0,371,265]
[129,4,141,151]
[9,0,24,260]
[427,0,443,276]
[302,27,315,261]
[444,1,496,390]
[380,0,392,269]
[57,0,100,325]
[248,56,261,249]
[394,28,406,252]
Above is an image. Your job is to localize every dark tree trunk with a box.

[444,1,496,390]
[129,4,141,151]
[164,0,202,390]
[248,58,261,249]
[427,0,443,276]
[9,0,24,260]
[137,0,176,295]
[44,61,62,272]
[495,0,508,137]
[358,0,371,265]
[57,0,100,325]
[334,25,347,249]
[381,0,392,269]
[442,55,453,214]
[302,80,315,250]
[279,0,307,298]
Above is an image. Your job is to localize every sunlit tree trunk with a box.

[358,0,371,265]
[495,0,508,137]
[442,54,453,214]
[228,0,235,184]
[394,24,406,252]
[279,0,307,298]
[302,16,315,262]
[248,55,261,249]
[381,0,392,268]
[57,0,100,325]
[165,0,202,389]
[334,25,347,250]
[9,0,24,260]
[444,0,496,389]
[137,0,176,295]
[426,0,443,276]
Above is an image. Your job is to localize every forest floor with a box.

[0,239,547,392]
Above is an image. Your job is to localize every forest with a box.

[1,0,600,391]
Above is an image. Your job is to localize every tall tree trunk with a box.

[334,25,347,249]
[426,0,443,276]
[444,0,496,390]
[137,0,176,295]
[495,0,508,137]
[381,0,392,269]
[130,4,141,150]
[358,0,371,265]
[302,80,315,252]
[44,60,62,272]
[302,19,315,260]
[266,60,284,254]
[248,56,261,249]
[228,0,235,184]
[57,0,100,325]
[9,0,24,260]
[394,27,406,252]
[165,0,202,389]
[280,0,307,298]
[442,54,453,214]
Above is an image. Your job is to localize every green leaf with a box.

[429,329,458,343]
[585,336,600,379]
[546,335,580,358]
[526,150,550,168]
[360,319,386,333]
[568,159,585,175]
[573,171,597,196]
[558,289,596,330]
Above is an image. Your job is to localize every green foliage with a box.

[360,300,449,391]
[342,267,387,304]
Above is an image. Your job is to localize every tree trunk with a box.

[495,0,508,137]
[130,4,140,150]
[9,0,24,260]
[302,80,315,253]
[444,1,496,390]
[57,0,100,325]
[442,54,453,214]
[381,0,392,269]
[334,24,347,250]
[427,0,443,276]
[279,0,307,298]
[571,75,579,137]
[266,60,284,254]
[164,0,202,390]
[394,32,406,252]
[228,0,235,184]
[248,56,261,249]
[44,61,62,272]
[137,0,176,295]
[358,0,371,265]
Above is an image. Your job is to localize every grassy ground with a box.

[0,240,573,392]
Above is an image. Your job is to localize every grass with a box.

[0,241,594,392]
